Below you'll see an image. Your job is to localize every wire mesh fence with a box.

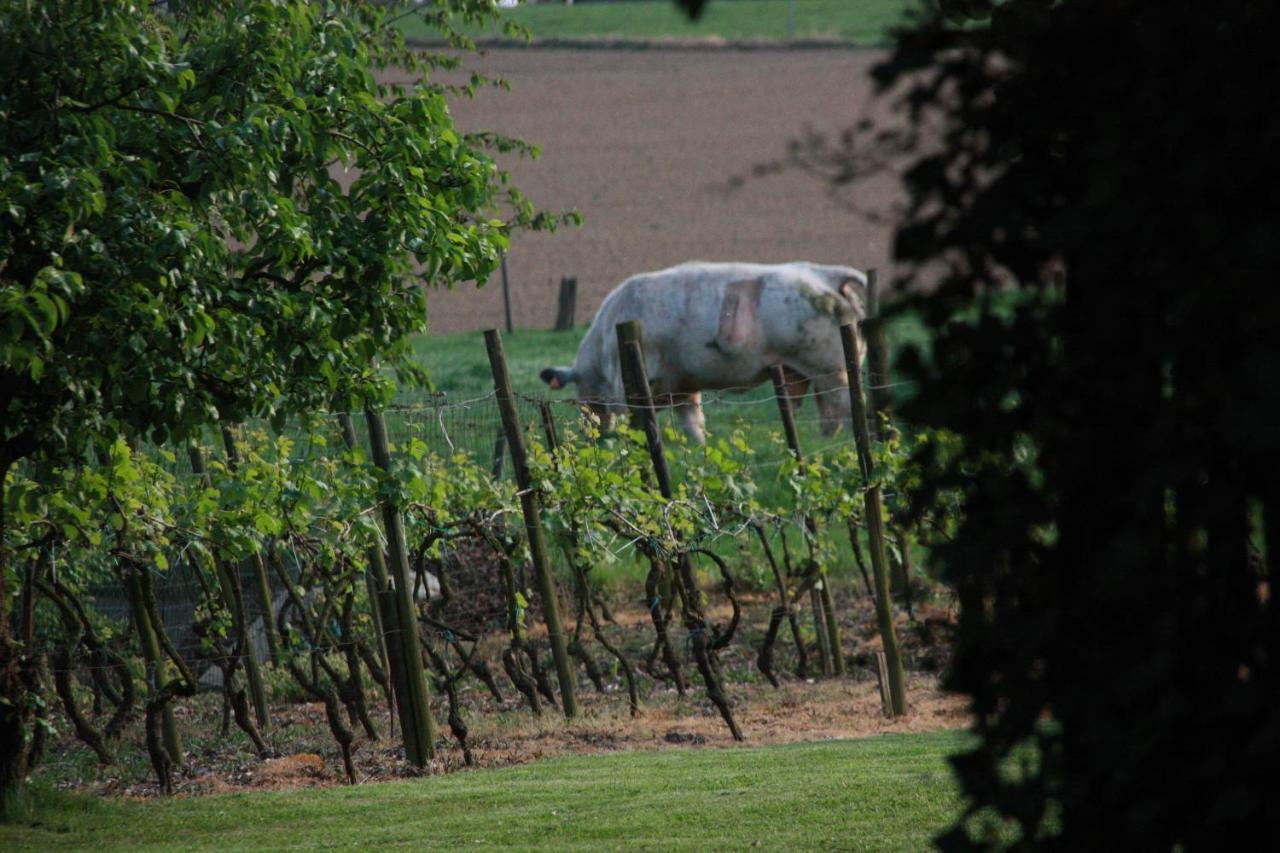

[73,361,912,689]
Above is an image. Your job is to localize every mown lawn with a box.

[3,732,968,851]
[401,0,927,46]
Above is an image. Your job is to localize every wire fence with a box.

[67,365,914,687]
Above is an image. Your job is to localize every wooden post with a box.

[769,366,845,676]
[862,269,894,438]
[616,324,675,492]
[818,587,843,673]
[554,276,578,331]
[485,329,579,719]
[122,569,182,764]
[874,650,893,718]
[365,408,437,764]
[337,413,395,735]
[500,252,513,334]
[616,320,744,740]
[859,277,914,603]
[809,586,833,676]
[189,444,270,729]
[540,400,643,716]
[490,430,507,481]
[220,426,281,667]
[841,324,907,716]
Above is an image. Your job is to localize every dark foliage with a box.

[863,0,1280,846]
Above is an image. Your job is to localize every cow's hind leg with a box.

[674,393,707,444]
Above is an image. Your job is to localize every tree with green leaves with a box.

[0,0,556,810]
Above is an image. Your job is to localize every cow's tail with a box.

[835,273,868,319]
[540,366,578,390]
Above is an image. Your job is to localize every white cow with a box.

[540,261,866,442]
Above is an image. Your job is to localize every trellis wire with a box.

[71,366,901,691]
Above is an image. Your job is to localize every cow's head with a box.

[541,365,617,433]
[539,366,577,390]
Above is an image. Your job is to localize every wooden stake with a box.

[189,444,270,729]
[554,276,578,331]
[485,329,579,719]
[365,408,437,764]
[769,365,845,676]
[616,320,743,740]
[337,412,395,737]
[491,430,507,482]
[220,426,281,667]
[874,650,893,718]
[500,252,513,334]
[841,323,907,716]
[858,277,917,610]
[862,269,894,437]
[122,569,182,764]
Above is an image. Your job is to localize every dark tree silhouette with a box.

[682,0,1280,845]
[867,1,1280,847]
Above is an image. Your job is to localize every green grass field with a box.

[401,0,927,46]
[395,316,929,591]
[406,316,926,427]
[3,732,969,850]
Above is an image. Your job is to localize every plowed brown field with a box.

[396,47,906,333]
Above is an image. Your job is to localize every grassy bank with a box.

[401,0,926,47]
[3,732,968,850]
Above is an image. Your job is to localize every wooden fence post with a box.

[859,274,914,607]
[189,444,270,729]
[769,365,845,676]
[874,650,893,718]
[500,252,513,334]
[862,269,895,437]
[337,413,395,736]
[490,429,508,481]
[485,329,579,719]
[540,399,642,716]
[840,323,908,716]
[554,276,578,331]
[122,569,182,765]
[220,426,281,667]
[616,320,744,740]
[365,408,437,764]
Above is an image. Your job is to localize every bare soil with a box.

[175,676,965,796]
[394,46,908,334]
[39,586,965,799]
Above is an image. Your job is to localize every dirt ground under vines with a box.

[36,587,966,799]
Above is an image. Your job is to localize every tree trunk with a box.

[0,455,32,814]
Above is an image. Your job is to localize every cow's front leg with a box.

[581,401,616,435]
[813,372,852,436]
[674,393,707,444]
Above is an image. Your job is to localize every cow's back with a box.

[572,262,862,400]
